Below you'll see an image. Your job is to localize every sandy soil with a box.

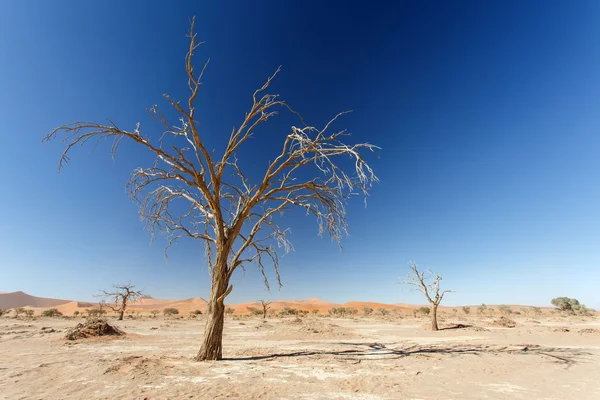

[1,315,598,400]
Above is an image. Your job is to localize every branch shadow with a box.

[224,342,592,369]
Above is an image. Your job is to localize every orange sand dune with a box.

[0,291,73,309]
[342,301,412,311]
[1,290,555,316]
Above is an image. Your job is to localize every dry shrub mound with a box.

[578,328,600,335]
[490,316,517,328]
[281,317,304,325]
[299,321,353,338]
[65,318,125,340]
[553,327,570,333]
[254,321,274,330]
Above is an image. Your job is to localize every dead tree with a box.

[44,18,378,361]
[97,283,146,321]
[398,263,453,331]
[259,300,271,319]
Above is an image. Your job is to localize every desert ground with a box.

[1,312,599,400]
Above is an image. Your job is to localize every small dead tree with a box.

[44,18,377,361]
[97,283,146,321]
[258,300,271,319]
[398,263,453,331]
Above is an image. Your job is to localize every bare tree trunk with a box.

[196,253,231,361]
[431,304,439,331]
[118,310,124,320]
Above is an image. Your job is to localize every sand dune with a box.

[0,291,73,309]
[0,290,553,316]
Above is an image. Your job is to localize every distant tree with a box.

[362,306,374,316]
[190,310,203,316]
[14,307,26,318]
[452,308,458,314]
[24,310,34,318]
[42,308,62,317]
[164,308,179,316]
[258,300,271,319]
[97,283,146,321]
[531,306,542,316]
[398,263,453,331]
[44,18,377,361]
[73,310,80,316]
[311,309,319,315]
[224,307,235,315]
[462,306,471,315]
[150,310,160,318]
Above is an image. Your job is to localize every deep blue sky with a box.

[1,1,599,308]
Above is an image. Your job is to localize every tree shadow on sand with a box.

[224,342,592,369]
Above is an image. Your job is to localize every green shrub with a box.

[42,308,63,317]
[417,306,430,315]
[551,297,590,315]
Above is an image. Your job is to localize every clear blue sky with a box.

[1,1,599,309]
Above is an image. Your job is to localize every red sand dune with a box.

[0,290,554,315]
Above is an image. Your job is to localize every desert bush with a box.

[42,308,63,317]
[498,305,513,315]
[163,308,179,316]
[190,310,203,316]
[311,309,319,315]
[477,303,488,315]
[462,306,471,315]
[279,307,299,316]
[328,307,358,317]
[250,309,263,317]
[87,308,107,317]
[551,297,590,315]
[417,306,430,315]
[24,309,34,318]
[73,310,80,316]
[376,308,390,316]
[14,307,26,318]
[362,307,374,316]
[0,309,5,317]
[224,307,235,315]
[150,310,160,318]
